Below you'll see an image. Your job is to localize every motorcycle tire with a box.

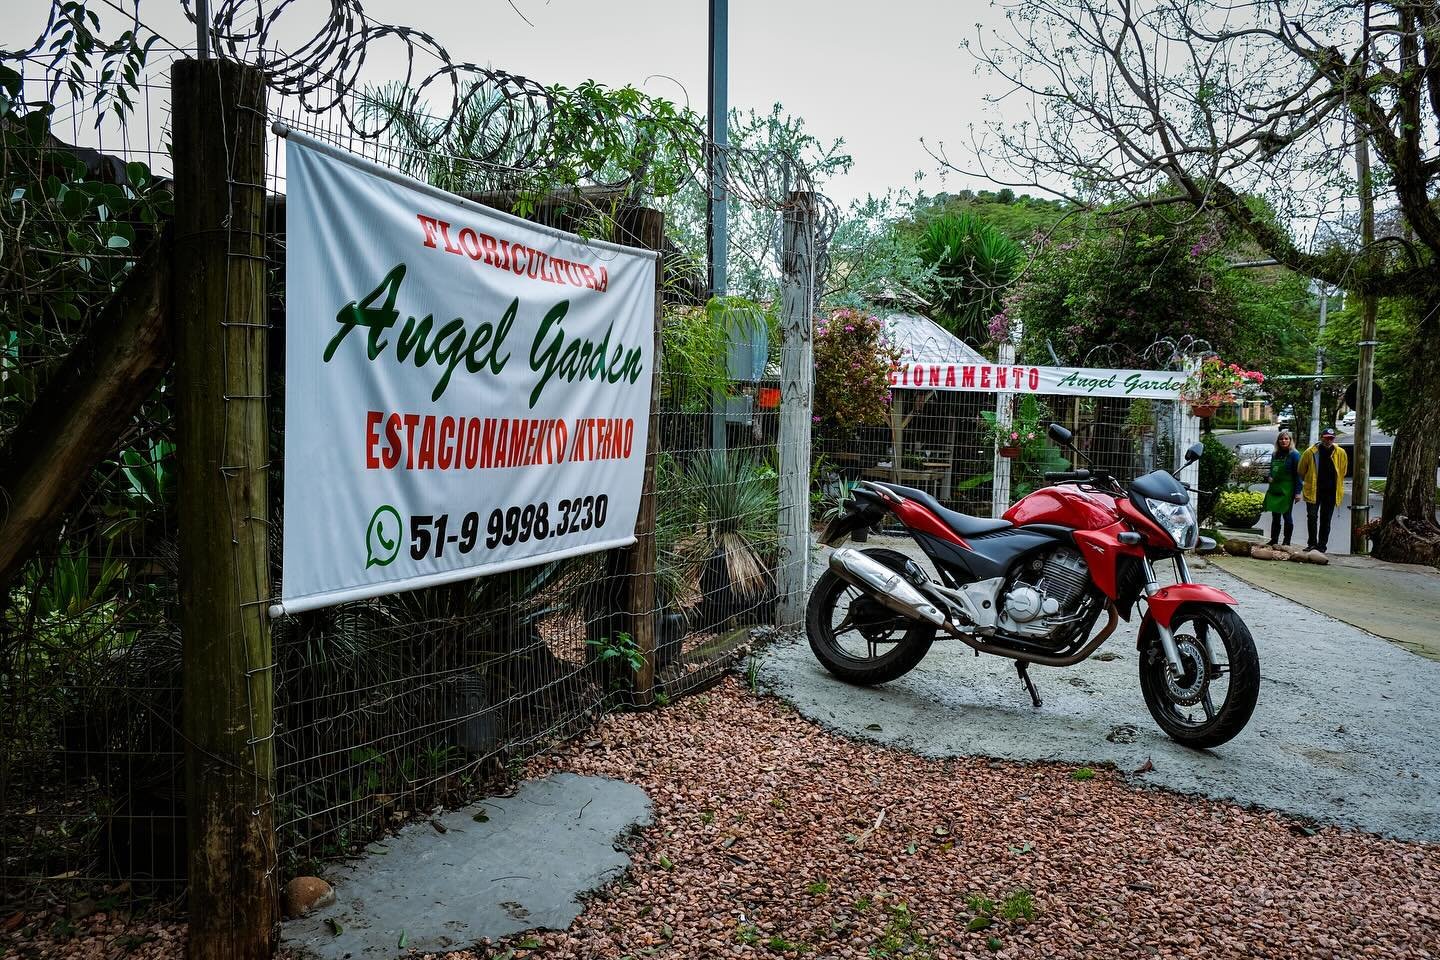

[806,547,937,685]
[1138,604,1260,750]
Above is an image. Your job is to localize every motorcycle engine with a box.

[998,547,1093,639]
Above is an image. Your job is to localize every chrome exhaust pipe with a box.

[828,548,947,627]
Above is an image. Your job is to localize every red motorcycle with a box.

[808,425,1259,749]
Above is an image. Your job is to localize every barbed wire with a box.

[6,0,842,291]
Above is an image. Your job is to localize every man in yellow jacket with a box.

[1298,427,1349,553]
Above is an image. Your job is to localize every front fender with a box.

[1142,583,1238,631]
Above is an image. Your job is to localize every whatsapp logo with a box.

[365,504,402,568]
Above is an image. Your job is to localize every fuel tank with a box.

[1003,485,1120,531]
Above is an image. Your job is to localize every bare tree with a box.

[947,0,1440,563]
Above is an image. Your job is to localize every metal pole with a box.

[1309,282,1328,446]
[194,0,210,59]
[707,0,729,460]
[707,0,728,299]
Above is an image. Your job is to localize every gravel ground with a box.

[7,679,1438,959]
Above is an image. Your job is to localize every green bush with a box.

[1198,433,1236,521]
[1213,491,1265,529]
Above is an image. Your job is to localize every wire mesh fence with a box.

[1,56,799,914]
[812,311,1177,523]
[815,393,1171,519]
[1,59,187,911]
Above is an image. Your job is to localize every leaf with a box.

[472,812,490,823]
[106,234,130,249]
[967,917,992,932]
[124,161,150,187]
[397,929,408,949]
[326,918,343,936]
[9,187,24,202]
[60,188,89,219]
[657,854,674,870]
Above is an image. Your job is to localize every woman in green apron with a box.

[1264,429,1301,546]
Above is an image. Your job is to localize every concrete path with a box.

[1213,551,1440,661]
[283,773,652,960]
[766,542,1440,842]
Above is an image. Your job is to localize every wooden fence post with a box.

[613,206,664,704]
[171,58,276,960]
[777,192,817,629]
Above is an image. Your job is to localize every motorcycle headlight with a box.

[1144,497,1198,549]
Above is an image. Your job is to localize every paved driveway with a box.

[765,545,1440,842]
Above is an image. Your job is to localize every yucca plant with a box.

[656,453,779,628]
[917,212,1021,341]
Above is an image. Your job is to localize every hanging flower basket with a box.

[998,445,1021,459]
[1179,356,1263,421]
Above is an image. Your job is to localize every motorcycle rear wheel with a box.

[1139,604,1259,749]
[806,547,936,685]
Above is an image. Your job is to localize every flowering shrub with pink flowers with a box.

[812,308,903,432]
[1179,355,1265,408]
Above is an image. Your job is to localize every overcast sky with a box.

[9,0,1017,205]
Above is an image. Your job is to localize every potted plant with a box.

[1180,356,1264,418]
[655,452,779,631]
[983,396,1048,459]
[821,478,867,541]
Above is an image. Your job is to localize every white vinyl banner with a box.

[276,133,657,616]
[889,361,1184,400]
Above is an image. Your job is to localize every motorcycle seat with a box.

[876,482,1014,538]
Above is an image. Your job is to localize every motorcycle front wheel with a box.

[1138,604,1259,749]
[806,547,936,685]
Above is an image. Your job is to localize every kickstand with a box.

[1015,661,1042,710]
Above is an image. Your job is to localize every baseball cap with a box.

[1321,427,1336,437]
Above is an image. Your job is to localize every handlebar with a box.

[1043,469,1092,483]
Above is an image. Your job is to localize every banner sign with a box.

[276,133,657,616]
[889,361,1184,400]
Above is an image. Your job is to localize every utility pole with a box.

[707,0,729,461]
[1350,0,1378,555]
[1309,282,1329,446]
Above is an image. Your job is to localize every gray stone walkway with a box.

[283,773,652,959]
[769,540,1440,842]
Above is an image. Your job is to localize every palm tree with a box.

[916,212,1020,342]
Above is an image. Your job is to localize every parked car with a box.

[1340,410,1357,429]
[1236,442,1273,470]
[1276,405,1295,429]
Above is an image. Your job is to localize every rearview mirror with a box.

[1047,422,1073,446]
[1184,442,1204,464]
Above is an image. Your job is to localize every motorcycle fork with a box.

[1141,555,1189,678]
